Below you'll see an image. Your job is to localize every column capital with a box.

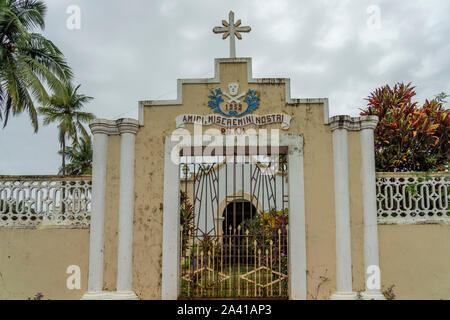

[329,115,379,132]
[360,115,379,130]
[89,118,140,135]
[117,118,139,135]
[329,115,356,132]
[89,119,119,135]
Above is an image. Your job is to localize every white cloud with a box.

[2,0,450,173]
[267,18,299,43]
[159,0,177,16]
[314,1,355,50]
[412,44,450,79]
[358,27,399,49]
[315,24,351,49]
[252,0,291,19]
[178,25,207,41]
[294,63,327,74]
[369,51,414,76]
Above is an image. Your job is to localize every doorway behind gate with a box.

[179,152,289,299]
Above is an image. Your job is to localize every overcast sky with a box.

[1,0,449,174]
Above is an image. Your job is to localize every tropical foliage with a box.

[180,190,195,253]
[58,135,92,175]
[242,208,288,270]
[39,82,94,174]
[242,208,288,236]
[27,292,44,300]
[360,83,449,172]
[0,0,72,131]
[0,199,35,216]
[382,284,396,300]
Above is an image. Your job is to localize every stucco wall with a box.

[2,59,449,300]
[0,228,89,300]
[101,59,450,301]
[129,59,344,299]
[379,224,450,300]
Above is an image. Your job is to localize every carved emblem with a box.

[208,83,259,117]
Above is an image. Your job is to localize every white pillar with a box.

[82,120,116,299]
[286,135,307,300]
[330,117,357,300]
[162,136,181,299]
[360,116,385,300]
[115,119,139,299]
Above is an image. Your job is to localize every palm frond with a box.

[18,33,73,81]
[39,81,94,170]
[0,0,73,131]
[58,135,93,175]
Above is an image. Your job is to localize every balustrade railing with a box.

[376,172,450,223]
[1,173,449,227]
[0,175,91,228]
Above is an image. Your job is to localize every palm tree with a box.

[39,83,94,175]
[58,135,92,175]
[0,0,72,132]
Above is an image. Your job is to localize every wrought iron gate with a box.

[179,152,288,299]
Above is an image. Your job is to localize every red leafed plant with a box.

[360,82,449,172]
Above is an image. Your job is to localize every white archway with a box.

[161,134,306,300]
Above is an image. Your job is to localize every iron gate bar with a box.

[179,154,289,299]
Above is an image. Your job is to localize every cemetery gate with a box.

[179,149,289,299]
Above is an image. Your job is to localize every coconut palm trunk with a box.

[61,134,66,216]
[62,135,66,175]
[39,83,94,217]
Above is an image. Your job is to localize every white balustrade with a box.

[1,172,448,228]
[0,176,91,227]
[376,173,450,223]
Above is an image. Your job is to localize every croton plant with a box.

[360,82,449,172]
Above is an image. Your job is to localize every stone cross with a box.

[213,11,251,58]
